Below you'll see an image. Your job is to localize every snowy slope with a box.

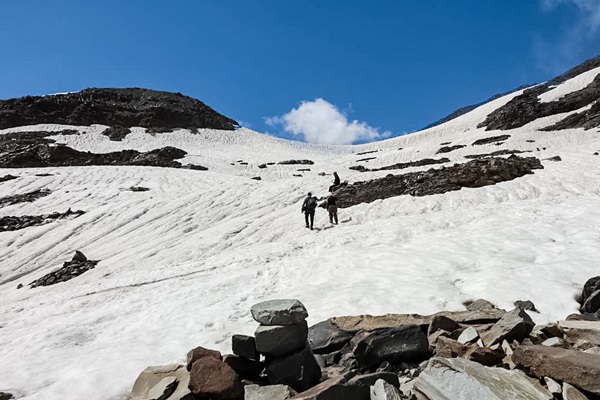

[1,73,600,400]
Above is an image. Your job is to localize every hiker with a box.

[327,192,338,225]
[329,172,341,192]
[301,192,318,230]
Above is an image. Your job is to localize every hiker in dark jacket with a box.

[329,172,341,192]
[301,192,318,230]
[327,193,338,224]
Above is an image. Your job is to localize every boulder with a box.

[580,276,600,306]
[308,320,355,354]
[251,299,309,325]
[129,364,191,400]
[514,300,538,313]
[222,354,264,380]
[435,337,502,367]
[186,345,221,371]
[351,325,430,369]
[265,344,321,392]
[255,320,309,356]
[465,299,497,311]
[480,307,535,347]
[413,357,553,399]
[188,356,242,399]
[512,345,600,394]
[582,289,600,314]
[71,250,87,262]
[232,334,259,360]
[370,379,402,400]
[245,384,296,400]
[558,320,600,345]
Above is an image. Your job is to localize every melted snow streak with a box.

[0,105,600,399]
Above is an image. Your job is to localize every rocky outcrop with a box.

[278,160,314,165]
[0,88,238,131]
[0,208,85,231]
[436,145,465,154]
[0,143,190,169]
[350,158,450,173]
[0,174,17,183]
[335,156,543,208]
[0,189,51,208]
[29,251,99,288]
[478,56,600,131]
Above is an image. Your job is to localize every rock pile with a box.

[0,174,17,183]
[29,251,99,288]
[0,208,85,231]
[128,280,600,399]
[336,155,543,208]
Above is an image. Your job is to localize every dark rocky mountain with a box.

[478,55,600,131]
[0,88,239,131]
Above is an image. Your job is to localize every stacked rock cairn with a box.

[249,299,321,393]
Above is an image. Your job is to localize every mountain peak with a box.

[0,87,239,131]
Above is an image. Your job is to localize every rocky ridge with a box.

[478,55,600,131]
[0,88,238,131]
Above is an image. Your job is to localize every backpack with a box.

[307,197,318,210]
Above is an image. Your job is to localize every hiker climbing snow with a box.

[327,192,338,225]
[301,192,318,230]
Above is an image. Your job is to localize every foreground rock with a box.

[129,364,192,400]
[512,345,600,394]
[413,357,553,399]
[128,285,600,399]
[335,156,543,208]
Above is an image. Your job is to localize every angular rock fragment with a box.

[308,320,354,354]
[129,364,191,400]
[480,307,535,347]
[562,383,590,400]
[370,379,402,400]
[512,345,600,394]
[232,334,259,360]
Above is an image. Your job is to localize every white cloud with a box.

[265,98,390,145]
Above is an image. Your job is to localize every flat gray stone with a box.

[457,326,479,344]
[308,320,354,354]
[255,320,308,356]
[370,379,402,400]
[148,377,178,400]
[559,320,600,346]
[251,299,308,325]
[413,357,553,400]
[129,364,191,400]
[244,384,295,400]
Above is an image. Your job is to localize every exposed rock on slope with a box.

[478,56,600,131]
[0,143,189,168]
[0,88,239,131]
[335,155,543,208]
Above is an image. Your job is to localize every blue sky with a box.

[1,1,599,144]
